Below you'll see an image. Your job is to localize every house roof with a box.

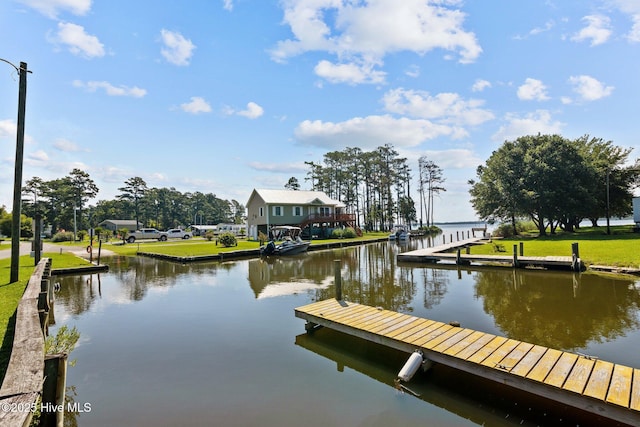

[248,189,345,207]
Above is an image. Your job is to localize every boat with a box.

[260,226,310,256]
[388,225,409,241]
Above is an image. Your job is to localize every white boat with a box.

[261,226,310,256]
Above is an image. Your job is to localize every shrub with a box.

[204,231,215,241]
[52,231,74,242]
[331,229,343,238]
[218,232,237,247]
[342,227,357,238]
[77,230,88,241]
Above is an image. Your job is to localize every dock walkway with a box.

[398,238,583,271]
[295,299,640,426]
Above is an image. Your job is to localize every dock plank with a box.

[583,360,615,401]
[442,330,486,357]
[392,319,436,341]
[631,369,640,411]
[526,348,563,383]
[606,364,633,407]
[432,328,475,353]
[499,342,534,371]
[454,333,497,360]
[563,357,596,394]
[511,345,548,377]
[467,336,508,364]
[544,352,579,388]
[480,338,521,368]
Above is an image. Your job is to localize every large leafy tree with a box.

[118,177,148,228]
[469,134,632,235]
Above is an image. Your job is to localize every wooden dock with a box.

[295,299,640,426]
[398,238,584,271]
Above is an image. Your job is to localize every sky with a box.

[1,0,639,223]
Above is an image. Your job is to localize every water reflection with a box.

[475,269,640,350]
[49,240,640,426]
[53,242,640,361]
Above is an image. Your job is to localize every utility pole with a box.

[1,59,30,283]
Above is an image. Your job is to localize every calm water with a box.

[50,236,640,427]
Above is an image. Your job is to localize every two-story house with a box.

[246,189,356,239]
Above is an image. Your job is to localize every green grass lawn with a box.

[0,252,95,383]
[470,226,640,267]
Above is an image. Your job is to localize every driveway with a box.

[0,241,116,259]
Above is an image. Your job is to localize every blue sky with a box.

[1,0,639,222]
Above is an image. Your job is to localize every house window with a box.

[272,206,283,216]
[293,206,303,216]
[319,207,331,216]
[259,207,264,217]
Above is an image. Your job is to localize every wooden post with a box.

[465,245,470,254]
[334,259,342,300]
[513,245,519,268]
[519,242,524,256]
[571,242,580,272]
[456,231,459,241]
[42,354,68,427]
[456,249,461,265]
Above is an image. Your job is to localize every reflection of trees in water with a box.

[419,268,449,309]
[475,270,640,350]
[54,256,235,316]
[306,243,418,313]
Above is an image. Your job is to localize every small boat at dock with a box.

[260,226,310,256]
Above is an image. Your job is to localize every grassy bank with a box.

[470,225,639,268]
[0,253,94,384]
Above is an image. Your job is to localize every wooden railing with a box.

[300,213,356,224]
[0,258,51,427]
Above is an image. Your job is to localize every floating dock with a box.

[295,299,640,426]
[398,238,584,271]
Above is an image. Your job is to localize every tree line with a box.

[469,134,640,235]
[0,169,245,237]
[300,143,445,231]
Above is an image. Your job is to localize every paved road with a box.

[0,241,114,260]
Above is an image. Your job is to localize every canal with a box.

[50,239,640,426]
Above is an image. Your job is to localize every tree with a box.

[118,177,148,228]
[418,157,446,227]
[284,177,300,190]
[469,134,618,235]
[67,168,99,230]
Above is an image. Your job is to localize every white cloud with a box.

[571,15,612,46]
[248,161,307,173]
[382,88,494,126]
[294,115,459,150]
[222,0,233,11]
[517,78,550,101]
[271,0,481,83]
[224,102,264,119]
[568,75,614,101]
[0,119,17,140]
[628,15,640,42]
[314,59,386,85]
[16,0,91,19]
[492,110,564,142]
[529,20,555,36]
[471,79,491,92]
[237,102,264,119]
[49,22,105,58]
[160,29,195,66]
[180,97,212,114]
[72,80,147,97]
[53,138,85,152]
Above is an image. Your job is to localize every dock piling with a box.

[334,259,342,301]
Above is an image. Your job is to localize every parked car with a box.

[165,228,193,239]
[125,228,167,243]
